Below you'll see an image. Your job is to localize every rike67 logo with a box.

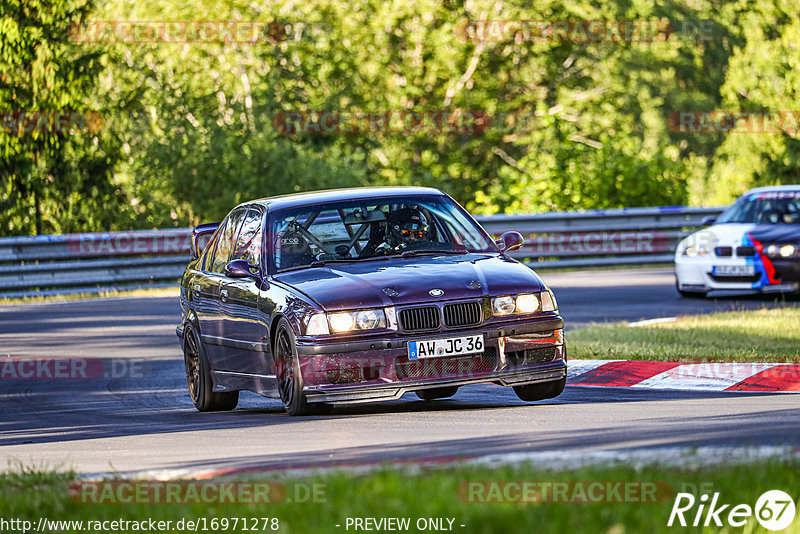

[668,490,796,531]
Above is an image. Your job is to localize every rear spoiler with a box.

[191,222,220,260]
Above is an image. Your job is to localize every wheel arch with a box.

[182,310,201,352]
[269,312,289,351]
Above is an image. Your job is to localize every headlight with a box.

[491,296,516,316]
[515,293,540,313]
[683,245,709,257]
[327,308,388,334]
[328,312,355,333]
[492,292,550,316]
[779,244,797,258]
[766,243,798,258]
[355,309,382,330]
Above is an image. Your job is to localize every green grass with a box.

[570,307,800,362]
[1,460,799,533]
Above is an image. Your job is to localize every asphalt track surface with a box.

[1,268,798,476]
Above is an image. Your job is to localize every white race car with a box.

[675,185,800,297]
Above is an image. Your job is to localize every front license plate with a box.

[408,335,484,360]
[713,264,756,277]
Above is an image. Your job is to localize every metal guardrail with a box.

[0,205,724,298]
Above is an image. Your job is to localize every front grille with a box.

[395,348,497,380]
[715,246,732,257]
[709,273,761,283]
[443,301,482,328]
[399,306,440,331]
[736,246,756,256]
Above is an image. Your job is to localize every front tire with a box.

[513,377,566,402]
[273,318,327,416]
[184,325,239,412]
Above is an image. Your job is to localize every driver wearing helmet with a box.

[385,207,432,251]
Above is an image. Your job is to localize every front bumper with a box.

[294,316,567,404]
[675,255,800,293]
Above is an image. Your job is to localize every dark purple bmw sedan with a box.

[177,187,566,415]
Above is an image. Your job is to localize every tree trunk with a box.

[34,187,42,236]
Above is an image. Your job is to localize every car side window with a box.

[209,210,245,274]
[200,226,223,271]
[232,209,264,266]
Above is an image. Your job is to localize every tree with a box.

[0,0,127,235]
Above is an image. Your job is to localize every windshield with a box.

[268,195,496,272]
[716,190,800,225]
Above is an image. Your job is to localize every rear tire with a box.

[184,325,239,412]
[415,386,459,400]
[513,377,566,402]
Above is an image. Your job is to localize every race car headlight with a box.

[492,292,548,316]
[515,293,540,313]
[328,312,355,333]
[327,309,388,333]
[683,245,710,257]
[766,244,798,258]
[492,296,516,316]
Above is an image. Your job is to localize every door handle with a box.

[220,289,228,302]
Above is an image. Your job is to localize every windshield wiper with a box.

[399,249,468,258]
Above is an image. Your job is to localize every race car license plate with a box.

[408,335,484,360]
[713,264,756,277]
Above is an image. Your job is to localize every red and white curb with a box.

[567,359,800,392]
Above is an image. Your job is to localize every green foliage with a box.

[698,5,800,205]
[0,0,133,235]
[1,0,798,233]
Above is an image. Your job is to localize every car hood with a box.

[679,223,800,250]
[747,224,800,245]
[272,253,546,311]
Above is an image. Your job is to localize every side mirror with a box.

[225,259,259,279]
[497,231,524,253]
[701,216,716,227]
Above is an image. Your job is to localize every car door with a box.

[198,208,246,367]
[215,207,272,374]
